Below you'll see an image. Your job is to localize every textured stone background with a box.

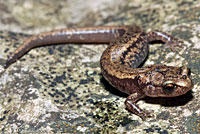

[0,0,199,133]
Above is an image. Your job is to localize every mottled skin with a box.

[4,26,193,120]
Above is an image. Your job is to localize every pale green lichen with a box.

[186,113,200,134]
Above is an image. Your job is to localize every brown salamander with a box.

[4,26,193,120]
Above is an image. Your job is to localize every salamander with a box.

[4,26,193,120]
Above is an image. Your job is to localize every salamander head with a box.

[140,65,193,97]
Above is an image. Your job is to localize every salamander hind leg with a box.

[148,31,184,51]
[164,35,184,51]
[125,92,152,120]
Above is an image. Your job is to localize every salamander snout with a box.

[176,66,193,89]
[162,66,193,97]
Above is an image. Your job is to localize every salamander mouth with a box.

[186,81,194,92]
[173,77,193,96]
[174,83,193,97]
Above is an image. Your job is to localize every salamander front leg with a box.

[125,92,152,120]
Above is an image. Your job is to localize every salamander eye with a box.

[162,81,176,93]
[182,75,187,80]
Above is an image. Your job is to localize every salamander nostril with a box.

[187,68,191,76]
